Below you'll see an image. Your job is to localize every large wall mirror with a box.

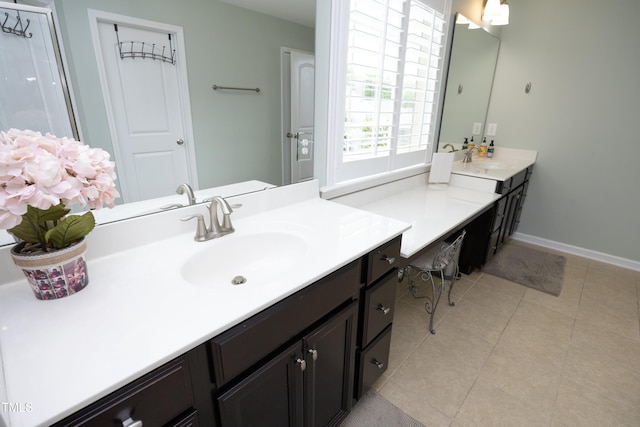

[438,13,499,149]
[1,0,316,245]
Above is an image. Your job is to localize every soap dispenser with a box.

[479,137,488,157]
[468,136,475,150]
[462,137,469,150]
[487,140,495,158]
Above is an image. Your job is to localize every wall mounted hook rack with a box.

[113,24,176,65]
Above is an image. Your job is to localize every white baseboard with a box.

[513,232,640,272]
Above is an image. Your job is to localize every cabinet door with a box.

[303,302,358,427]
[217,342,304,427]
[503,186,524,240]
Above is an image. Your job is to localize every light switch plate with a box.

[486,123,497,136]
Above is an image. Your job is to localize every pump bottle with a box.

[487,140,495,158]
[479,137,488,157]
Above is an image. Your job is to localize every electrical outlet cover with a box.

[472,122,482,135]
[487,123,497,136]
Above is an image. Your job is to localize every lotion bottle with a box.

[479,137,488,157]
[487,140,495,158]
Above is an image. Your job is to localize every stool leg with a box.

[424,270,443,334]
[447,263,459,307]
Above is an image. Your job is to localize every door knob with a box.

[176,138,184,145]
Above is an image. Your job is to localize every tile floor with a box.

[374,242,640,426]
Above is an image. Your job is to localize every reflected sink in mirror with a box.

[181,231,308,286]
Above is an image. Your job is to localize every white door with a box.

[289,51,315,184]
[93,16,195,203]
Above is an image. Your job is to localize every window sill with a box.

[320,164,430,200]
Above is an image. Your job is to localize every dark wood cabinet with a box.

[217,341,304,427]
[54,237,403,427]
[303,302,358,427]
[217,302,358,427]
[52,357,197,427]
[354,236,401,399]
[485,166,532,264]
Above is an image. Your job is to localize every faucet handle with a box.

[181,214,208,241]
[159,203,183,210]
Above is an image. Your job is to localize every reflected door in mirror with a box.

[290,51,315,183]
[94,18,196,203]
[0,4,76,139]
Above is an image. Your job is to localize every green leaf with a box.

[9,204,70,245]
[45,211,95,249]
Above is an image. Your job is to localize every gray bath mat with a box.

[340,390,425,427]
[483,243,566,296]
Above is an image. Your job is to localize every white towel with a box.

[428,152,455,183]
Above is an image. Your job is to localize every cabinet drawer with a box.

[366,236,401,286]
[55,357,195,427]
[510,168,528,190]
[361,271,397,347]
[209,259,361,388]
[356,325,392,398]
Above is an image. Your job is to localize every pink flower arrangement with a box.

[0,129,119,252]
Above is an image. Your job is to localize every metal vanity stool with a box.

[402,230,466,334]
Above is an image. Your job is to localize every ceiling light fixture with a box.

[482,0,509,26]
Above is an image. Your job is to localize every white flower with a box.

[0,129,120,230]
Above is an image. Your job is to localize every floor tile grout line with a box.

[448,280,529,425]
[548,273,584,427]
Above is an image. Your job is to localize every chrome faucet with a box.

[207,196,236,236]
[176,183,196,205]
[181,196,241,241]
[442,143,457,152]
[463,146,481,163]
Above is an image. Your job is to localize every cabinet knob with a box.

[122,418,143,427]
[380,254,395,265]
[376,304,391,315]
[308,348,318,361]
[296,358,306,371]
[371,359,385,369]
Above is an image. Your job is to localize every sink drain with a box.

[231,275,247,285]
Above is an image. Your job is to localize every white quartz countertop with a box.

[0,181,409,427]
[357,183,501,258]
[450,147,537,182]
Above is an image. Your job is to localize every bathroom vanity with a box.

[337,148,537,272]
[0,181,408,427]
[449,147,536,270]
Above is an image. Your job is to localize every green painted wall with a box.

[54,0,314,191]
[486,0,640,263]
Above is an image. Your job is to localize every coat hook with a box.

[525,82,532,94]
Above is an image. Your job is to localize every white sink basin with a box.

[471,161,508,170]
[181,231,308,286]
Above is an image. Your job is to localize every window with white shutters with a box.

[331,0,448,185]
